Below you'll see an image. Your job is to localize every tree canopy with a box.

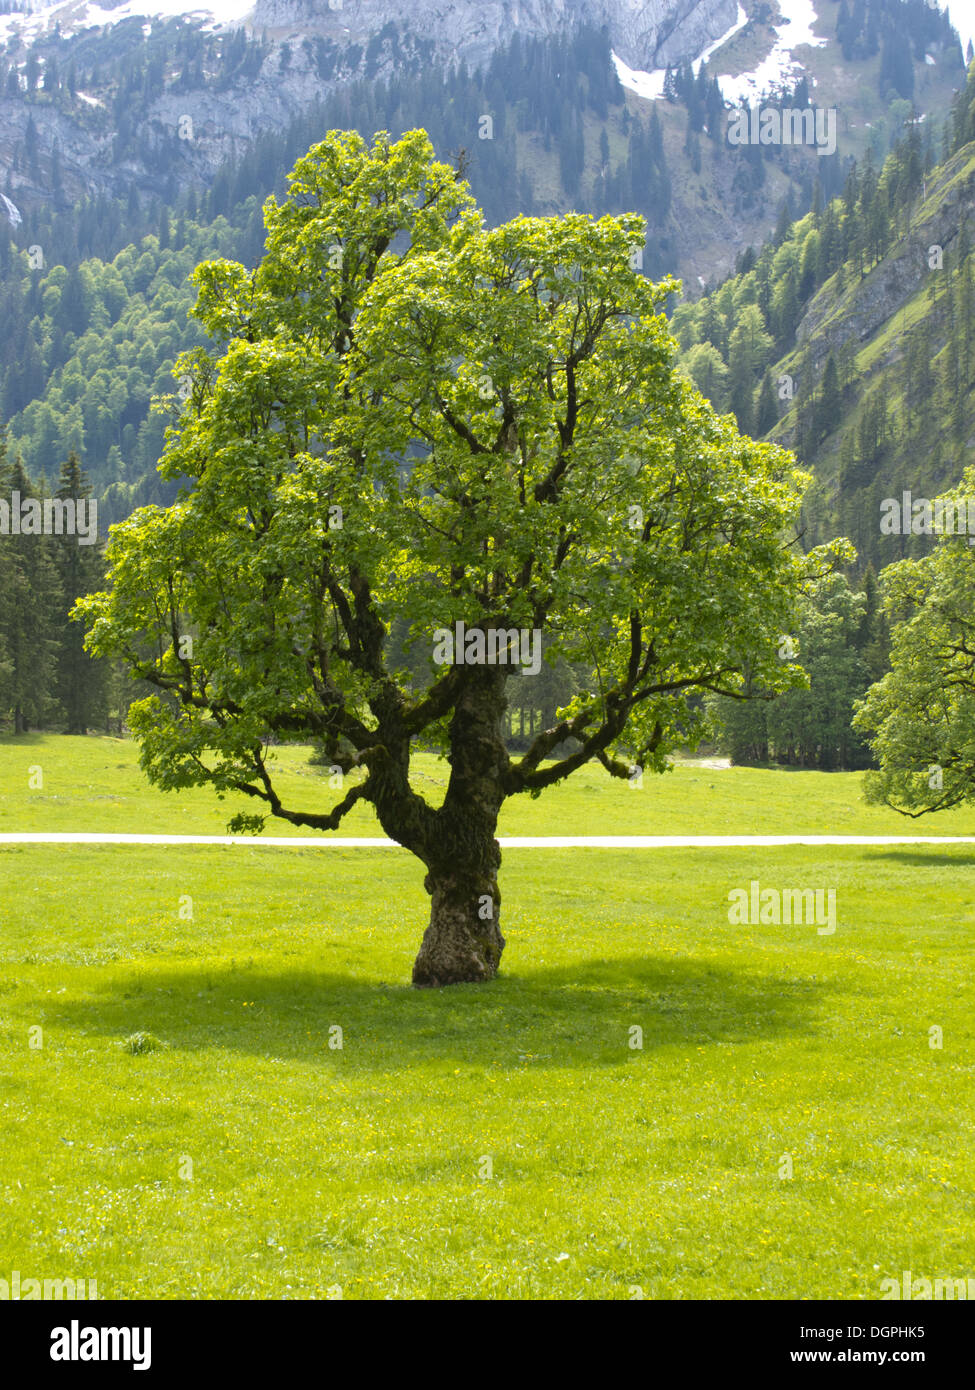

[854,469,975,814]
[78,128,813,985]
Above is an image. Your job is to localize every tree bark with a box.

[411,665,509,987]
[412,862,504,987]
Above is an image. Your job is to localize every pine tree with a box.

[755,369,778,435]
[0,457,61,733]
[52,453,107,734]
[959,241,974,382]
[946,331,965,442]
[912,323,934,432]
[774,195,794,245]
[0,437,15,713]
[727,349,755,435]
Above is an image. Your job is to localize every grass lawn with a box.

[2,732,974,837]
[0,735,973,1299]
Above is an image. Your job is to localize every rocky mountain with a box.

[249,0,741,71]
[1,0,973,521]
[1,0,742,71]
[0,1,967,289]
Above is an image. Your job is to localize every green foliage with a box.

[711,570,878,770]
[1,217,240,494]
[854,467,975,813]
[77,129,809,862]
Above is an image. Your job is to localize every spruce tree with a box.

[53,452,107,734]
[755,369,778,435]
[0,457,61,733]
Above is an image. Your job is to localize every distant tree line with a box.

[709,570,889,769]
[836,0,963,96]
[0,441,122,734]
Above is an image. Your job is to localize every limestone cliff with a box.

[250,0,739,71]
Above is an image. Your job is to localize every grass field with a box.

[1,735,973,1299]
[2,732,974,837]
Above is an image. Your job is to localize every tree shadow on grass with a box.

[52,954,830,1070]
[863,848,975,868]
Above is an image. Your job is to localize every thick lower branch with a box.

[228,775,371,830]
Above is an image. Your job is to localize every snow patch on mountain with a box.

[612,2,747,99]
[713,0,826,103]
[612,50,667,100]
[613,0,828,106]
[0,0,252,45]
[611,0,823,107]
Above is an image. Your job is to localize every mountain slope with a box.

[785,140,975,568]
[0,1,966,288]
[674,70,975,572]
[0,0,972,519]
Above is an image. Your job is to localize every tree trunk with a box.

[412,862,504,987]
[411,665,509,987]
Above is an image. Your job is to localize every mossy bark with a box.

[412,864,504,987]
[411,666,509,986]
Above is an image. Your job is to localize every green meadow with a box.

[0,736,972,1299]
[2,732,975,837]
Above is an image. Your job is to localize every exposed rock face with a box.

[0,28,422,206]
[0,0,743,282]
[795,153,975,379]
[251,0,740,71]
[0,0,738,209]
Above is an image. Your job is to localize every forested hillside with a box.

[674,59,975,573]
[0,211,243,521]
[0,19,831,506]
[3,10,966,515]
